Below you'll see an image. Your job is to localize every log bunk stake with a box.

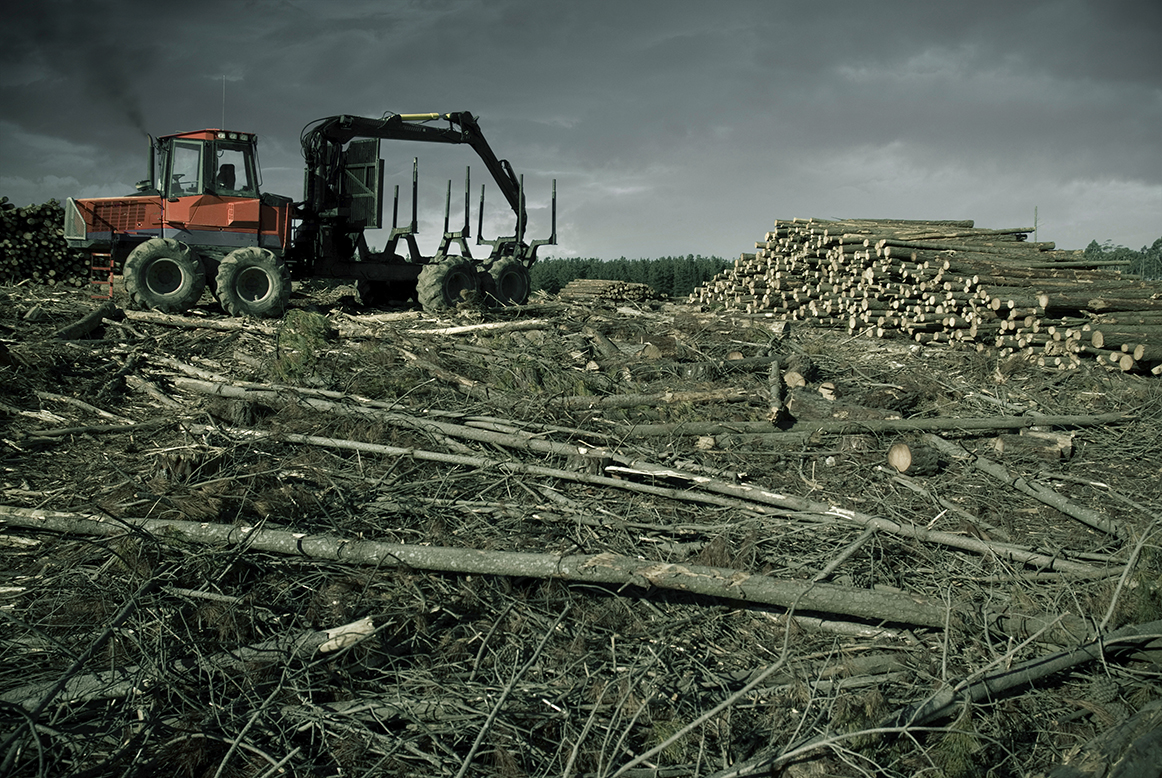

[690,217,1162,374]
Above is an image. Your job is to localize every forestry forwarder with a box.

[63,111,556,317]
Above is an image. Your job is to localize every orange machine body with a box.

[64,129,292,261]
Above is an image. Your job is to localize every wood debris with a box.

[0,277,1160,778]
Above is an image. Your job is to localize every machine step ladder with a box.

[89,253,114,300]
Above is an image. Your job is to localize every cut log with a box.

[560,278,659,302]
[0,199,95,287]
[783,370,807,388]
[767,359,784,421]
[993,430,1073,461]
[1090,325,1162,352]
[887,441,940,475]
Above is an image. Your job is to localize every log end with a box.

[888,441,940,476]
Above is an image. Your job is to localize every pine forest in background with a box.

[529,254,732,298]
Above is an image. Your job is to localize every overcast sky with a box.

[2,0,1159,260]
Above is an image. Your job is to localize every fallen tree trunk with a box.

[550,387,753,409]
[0,615,377,711]
[408,318,552,336]
[0,505,955,629]
[1042,699,1162,778]
[178,422,1105,576]
[606,461,1108,579]
[924,434,1130,541]
[170,376,607,462]
[123,309,278,334]
[619,411,1128,438]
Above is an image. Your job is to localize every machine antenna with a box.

[221,76,226,128]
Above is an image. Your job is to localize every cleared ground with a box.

[2,279,1161,778]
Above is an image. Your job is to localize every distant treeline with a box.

[1086,237,1162,280]
[530,254,733,298]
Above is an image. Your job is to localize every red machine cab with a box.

[65,128,291,258]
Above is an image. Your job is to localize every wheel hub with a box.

[145,259,185,296]
[236,267,272,303]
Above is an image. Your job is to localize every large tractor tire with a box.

[485,257,531,306]
[216,247,291,318]
[123,238,206,313]
[417,259,479,312]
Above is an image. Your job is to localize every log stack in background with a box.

[0,197,92,287]
[560,278,661,303]
[690,218,1162,375]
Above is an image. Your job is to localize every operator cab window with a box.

[213,143,257,197]
[168,140,204,198]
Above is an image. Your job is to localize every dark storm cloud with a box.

[1,0,165,136]
[1,0,1159,255]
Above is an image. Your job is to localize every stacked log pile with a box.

[559,277,660,302]
[690,218,1162,374]
[0,197,92,287]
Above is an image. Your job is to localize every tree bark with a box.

[618,411,1127,439]
[0,505,955,629]
[197,423,1104,576]
[550,387,752,410]
[710,619,1162,778]
[409,318,551,336]
[52,301,122,340]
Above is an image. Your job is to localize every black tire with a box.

[416,259,479,312]
[123,238,206,313]
[216,247,291,318]
[486,257,531,306]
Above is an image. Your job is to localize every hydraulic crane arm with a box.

[300,111,526,231]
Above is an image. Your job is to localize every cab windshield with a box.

[167,140,204,198]
[165,137,258,199]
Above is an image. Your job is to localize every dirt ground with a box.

[2,279,1161,778]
